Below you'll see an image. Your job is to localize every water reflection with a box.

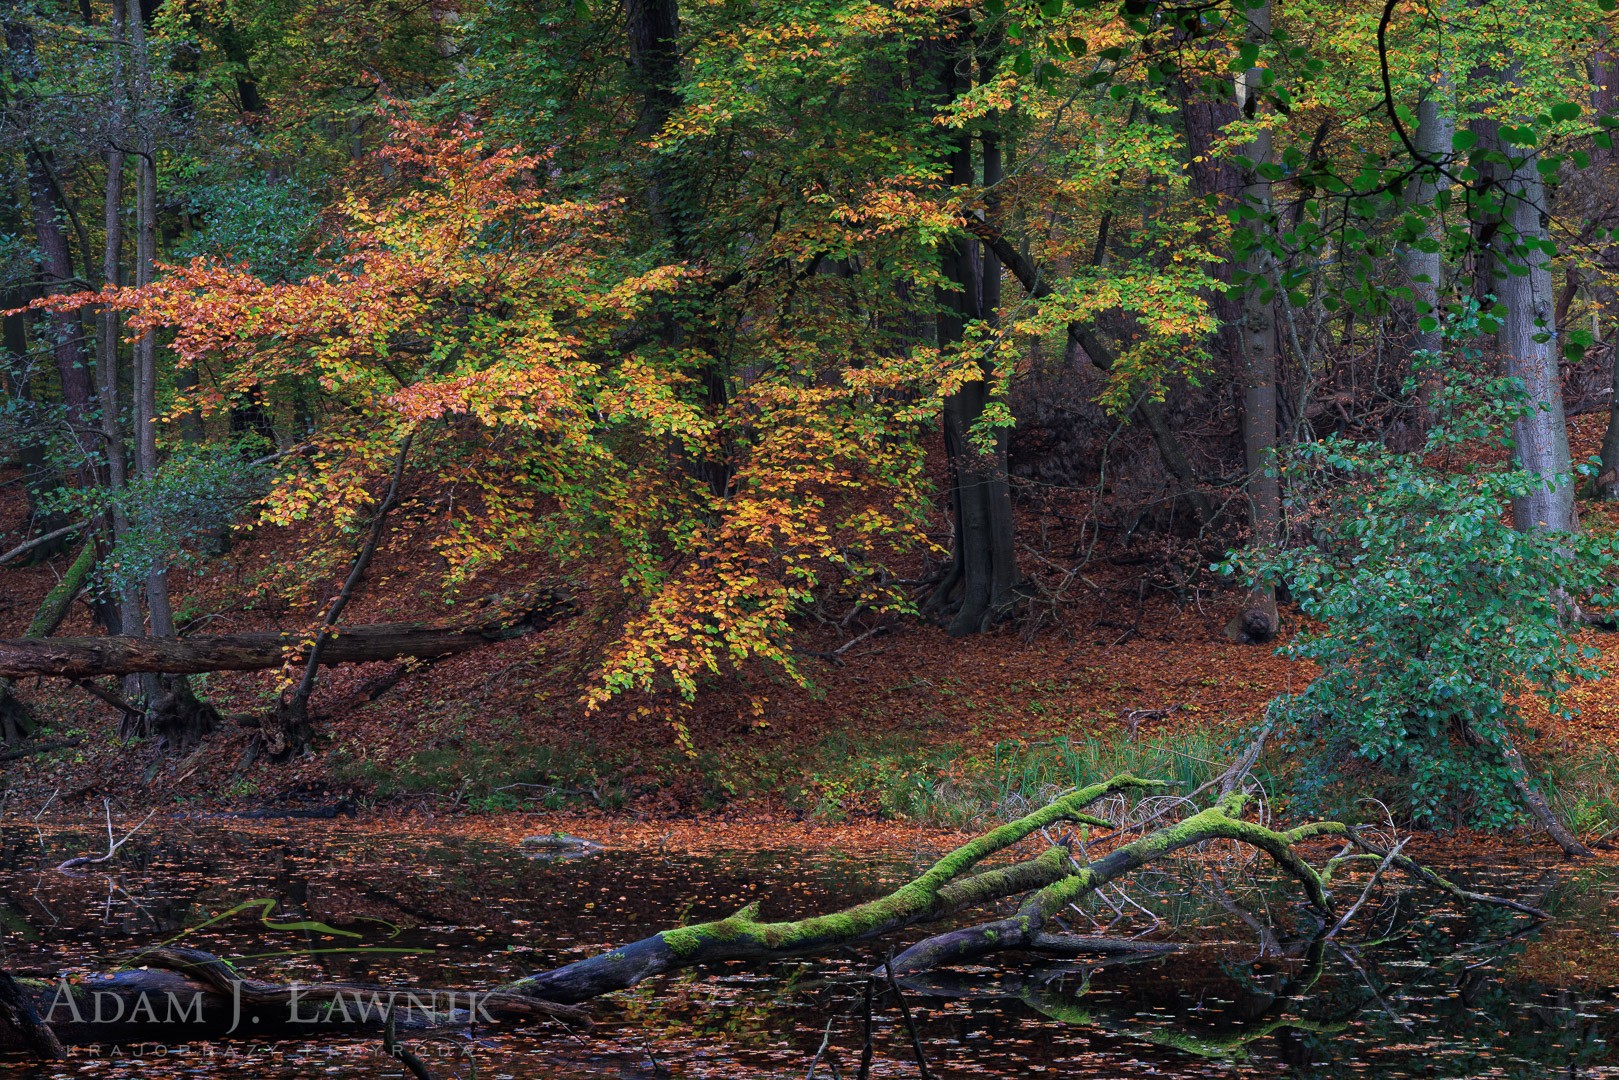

[0,822,1613,1077]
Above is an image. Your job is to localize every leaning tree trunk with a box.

[274,435,413,758]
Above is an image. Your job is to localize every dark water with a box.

[0,821,1614,1078]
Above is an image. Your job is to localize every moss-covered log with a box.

[502,775,1155,1004]
[503,779,1549,1007]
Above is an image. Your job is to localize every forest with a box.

[0,0,1618,1074]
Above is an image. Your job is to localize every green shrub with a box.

[1225,321,1615,828]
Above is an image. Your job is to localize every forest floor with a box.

[2,416,1619,842]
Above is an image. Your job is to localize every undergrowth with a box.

[329,723,1618,842]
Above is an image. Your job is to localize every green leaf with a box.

[1013,50,1033,76]
[1451,130,1477,151]
[1550,101,1582,123]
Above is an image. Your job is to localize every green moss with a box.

[655,777,1168,962]
[27,541,94,638]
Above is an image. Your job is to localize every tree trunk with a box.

[1236,0,1280,640]
[125,3,218,748]
[1590,42,1619,499]
[274,435,413,757]
[499,779,1543,1006]
[96,0,138,635]
[1404,84,1454,426]
[1483,88,1577,533]
[625,0,683,241]
[0,602,571,680]
[26,152,94,440]
[931,37,1020,637]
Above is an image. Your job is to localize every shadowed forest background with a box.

[2,0,1619,851]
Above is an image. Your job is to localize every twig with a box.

[805,1014,837,1080]
[1326,836,1407,941]
[808,625,890,665]
[883,953,934,1080]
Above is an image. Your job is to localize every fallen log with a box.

[499,776,1549,1006]
[0,594,571,680]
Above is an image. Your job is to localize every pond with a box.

[0,820,1614,1077]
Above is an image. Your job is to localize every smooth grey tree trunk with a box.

[1404,87,1454,411]
[1484,100,1577,533]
